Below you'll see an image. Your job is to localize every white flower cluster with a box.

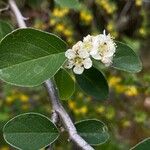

[65,30,116,74]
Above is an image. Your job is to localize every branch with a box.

[45,80,94,150]
[8,0,94,149]
[9,0,26,28]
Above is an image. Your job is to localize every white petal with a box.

[83,35,93,42]
[65,60,74,69]
[73,66,84,74]
[101,57,113,66]
[92,35,100,45]
[104,51,114,57]
[78,49,89,58]
[103,29,106,35]
[65,49,76,59]
[72,41,83,51]
[91,53,101,60]
[90,49,98,55]
[83,58,92,69]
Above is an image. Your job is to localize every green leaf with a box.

[75,67,109,100]
[3,113,59,150]
[0,28,67,87]
[112,41,142,73]
[55,0,81,10]
[75,119,109,145]
[131,138,150,150]
[0,20,13,41]
[55,69,75,100]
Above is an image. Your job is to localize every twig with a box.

[8,0,94,149]
[116,0,133,31]
[119,0,133,18]
[0,5,9,13]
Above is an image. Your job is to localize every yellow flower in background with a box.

[74,108,80,115]
[125,86,138,96]
[107,22,113,32]
[19,94,29,103]
[107,21,118,37]
[73,106,88,115]
[52,8,63,17]
[68,100,76,110]
[64,29,73,37]
[55,24,65,32]
[80,11,93,24]
[6,96,14,104]
[68,100,88,115]
[79,106,88,115]
[135,0,142,6]
[139,28,146,36]
[49,19,56,26]
[67,37,74,44]
[104,3,113,14]
[109,76,121,87]
[5,92,30,105]
[62,8,69,14]
[96,105,105,113]
[0,146,10,150]
[96,0,116,14]
[115,85,126,93]
[52,8,69,18]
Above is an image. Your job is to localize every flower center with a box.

[83,42,92,51]
[74,57,83,65]
[98,42,108,55]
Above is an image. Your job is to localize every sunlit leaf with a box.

[0,28,67,87]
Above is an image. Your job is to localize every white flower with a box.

[65,49,76,59]
[65,41,92,74]
[65,30,116,74]
[82,35,94,55]
[91,30,116,66]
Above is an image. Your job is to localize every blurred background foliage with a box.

[0,0,150,149]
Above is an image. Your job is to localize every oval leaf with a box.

[55,69,75,100]
[75,67,109,100]
[0,28,67,87]
[131,138,150,150]
[55,0,81,10]
[112,41,142,73]
[75,119,109,145]
[0,20,13,41]
[3,113,59,150]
